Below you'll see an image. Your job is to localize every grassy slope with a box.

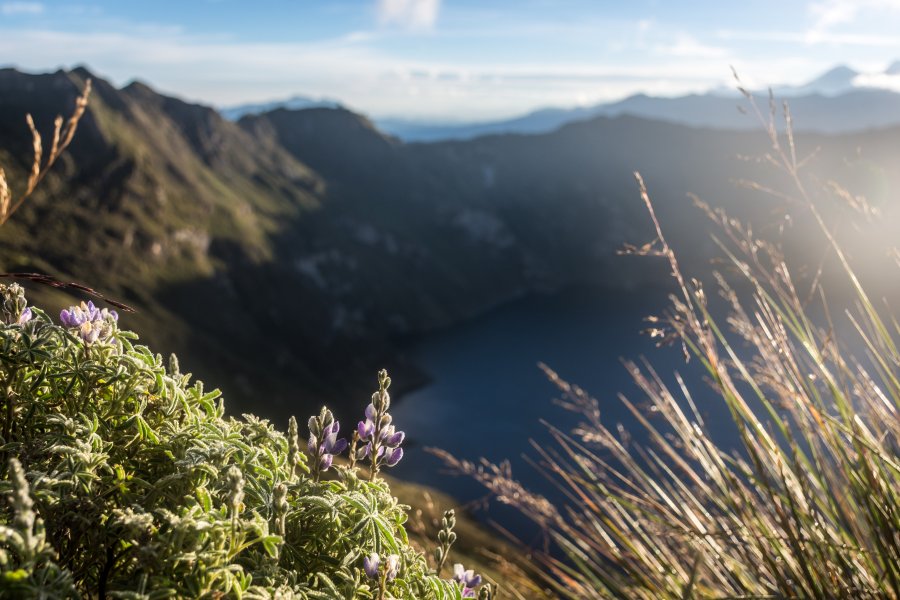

[385,474,554,600]
[0,68,358,416]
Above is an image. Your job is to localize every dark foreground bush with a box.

[0,285,491,599]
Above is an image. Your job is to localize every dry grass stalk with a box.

[0,78,91,226]
[435,78,900,598]
[0,79,134,311]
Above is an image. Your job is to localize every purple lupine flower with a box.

[384,554,400,581]
[307,411,346,477]
[60,301,118,344]
[454,564,482,590]
[362,553,400,582]
[59,309,76,328]
[60,300,96,327]
[356,369,404,474]
[357,403,405,469]
[382,426,405,447]
[319,453,334,471]
[363,553,380,579]
[375,423,405,465]
[80,322,101,344]
[322,421,348,455]
[358,418,375,440]
[358,404,377,439]
[384,446,403,467]
[17,307,32,325]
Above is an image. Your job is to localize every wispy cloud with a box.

[0,27,736,119]
[716,27,900,47]
[807,0,900,38]
[376,0,441,31]
[809,0,859,32]
[4,3,899,121]
[653,33,729,59]
[630,21,729,60]
[1,2,43,15]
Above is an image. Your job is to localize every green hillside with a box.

[2,67,899,424]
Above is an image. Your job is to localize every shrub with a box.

[438,93,900,598]
[0,285,492,599]
[0,77,502,600]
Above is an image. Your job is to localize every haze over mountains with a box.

[224,62,900,142]
[2,66,899,423]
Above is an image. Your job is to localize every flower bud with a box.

[363,553,380,579]
[226,465,245,516]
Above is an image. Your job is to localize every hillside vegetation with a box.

[2,67,900,426]
[0,282,511,598]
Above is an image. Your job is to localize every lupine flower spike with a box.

[357,369,404,478]
[225,464,245,542]
[307,407,347,481]
[434,509,457,574]
[59,300,118,344]
[273,483,288,538]
[0,283,32,325]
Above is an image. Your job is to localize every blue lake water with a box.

[391,285,735,518]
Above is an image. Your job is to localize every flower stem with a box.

[378,570,387,600]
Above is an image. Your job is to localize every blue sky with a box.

[3,0,900,120]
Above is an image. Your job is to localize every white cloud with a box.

[0,27,742,120]
[1,2,44,15]
[807,0,900,37]
[5,9,888,122]
[653,33,729,59]
[809,0,858,31]
[376,0,440,31]
[853,72,900,90]
[716,27,900,47]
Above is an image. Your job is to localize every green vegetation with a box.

[440,93,900,598]
[0,284,496,599]
[0,85,510,599]
[6,65,900,599]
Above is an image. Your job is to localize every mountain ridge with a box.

[375,62,900,141]
[190,62,900,142]
[3,66,900,423]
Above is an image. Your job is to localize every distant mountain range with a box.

[371,62,900,141]
[2,66,899,423]
[219,62,900,142]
